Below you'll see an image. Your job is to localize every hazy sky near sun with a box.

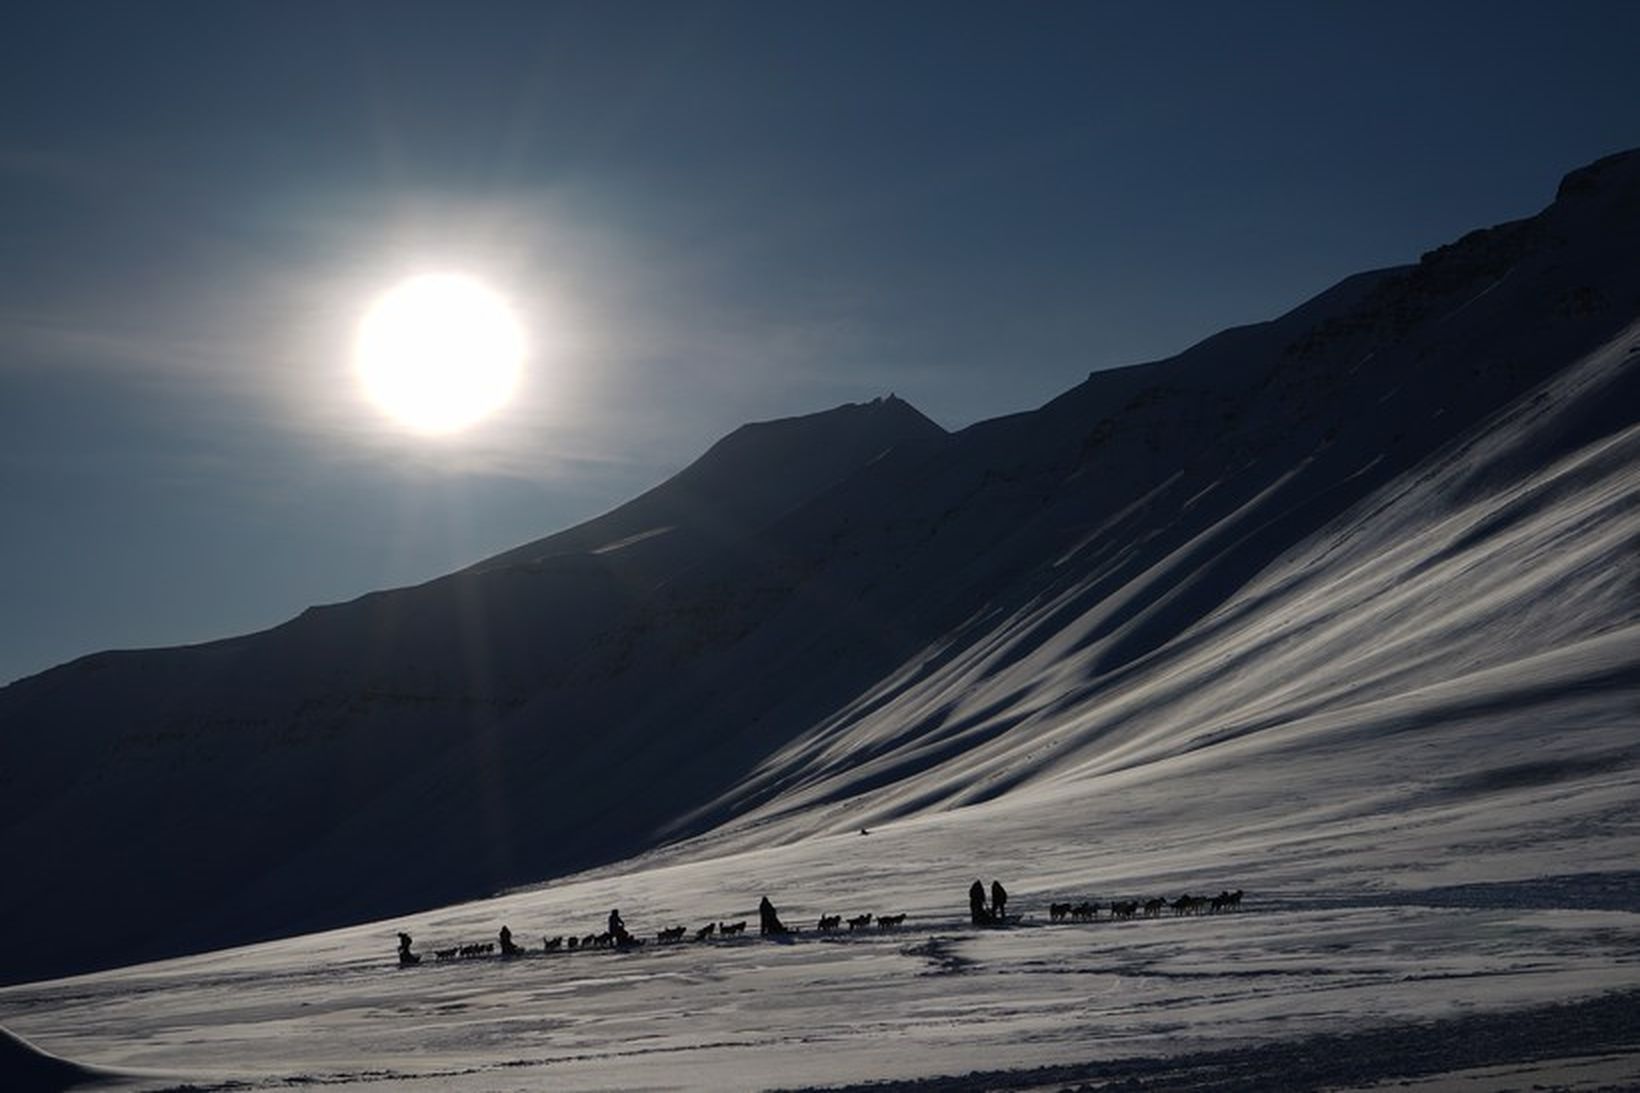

[2,0,1637,684]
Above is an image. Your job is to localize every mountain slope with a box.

[0,396,946,985]
[556,147,1639,850]
[2,149,1636,988]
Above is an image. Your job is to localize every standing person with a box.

[499,925,520,956]
[608,908,631,945]
[759,895,789,935]
[969,880,991,925]
[991,880,1009,922]
[397,932,420,966]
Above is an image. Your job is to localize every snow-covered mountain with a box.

[0,395,946,984]
[2,148,1636,996]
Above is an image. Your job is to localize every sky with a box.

[1,0,1637,686]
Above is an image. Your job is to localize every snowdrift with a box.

[0,1025,111,1092]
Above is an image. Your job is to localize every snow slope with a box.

[0,151,1636,1089]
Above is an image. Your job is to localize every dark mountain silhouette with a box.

[2,149,1636,986]
[0,395,945,984]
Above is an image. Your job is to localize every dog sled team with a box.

[396,893,897,966]
[1049,888,1243,921]
[397,880,1245,965]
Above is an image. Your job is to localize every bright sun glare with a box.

[355,273,525,434]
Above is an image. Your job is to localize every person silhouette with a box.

[991,880,1008,921]
[969,880,991,925]
[499,924,521,956]
[397,932,420,966]
[608,908,631,945]
[759,895,789,935]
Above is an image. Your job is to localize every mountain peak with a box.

[472,395,945,577]
[1554,146,1640,204]
[680,394,947,517]
[711,394,942,448]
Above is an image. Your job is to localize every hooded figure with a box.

[969,880,990,925]
[991,880,1008,921]
[759,895,789,935]
[608,908,631,944]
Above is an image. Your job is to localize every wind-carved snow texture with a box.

[1,150,1639,1089]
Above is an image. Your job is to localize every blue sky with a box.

[2,0,1637,684]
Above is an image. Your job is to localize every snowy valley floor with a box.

[3,869,1639,1091]
[6,679,1639,1091]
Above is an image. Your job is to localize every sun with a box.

[355,273,526,434]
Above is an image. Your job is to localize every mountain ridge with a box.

[2,149,1636,986]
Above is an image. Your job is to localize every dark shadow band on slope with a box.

[777,986,1640,1093]
[0,1026,117,1093]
